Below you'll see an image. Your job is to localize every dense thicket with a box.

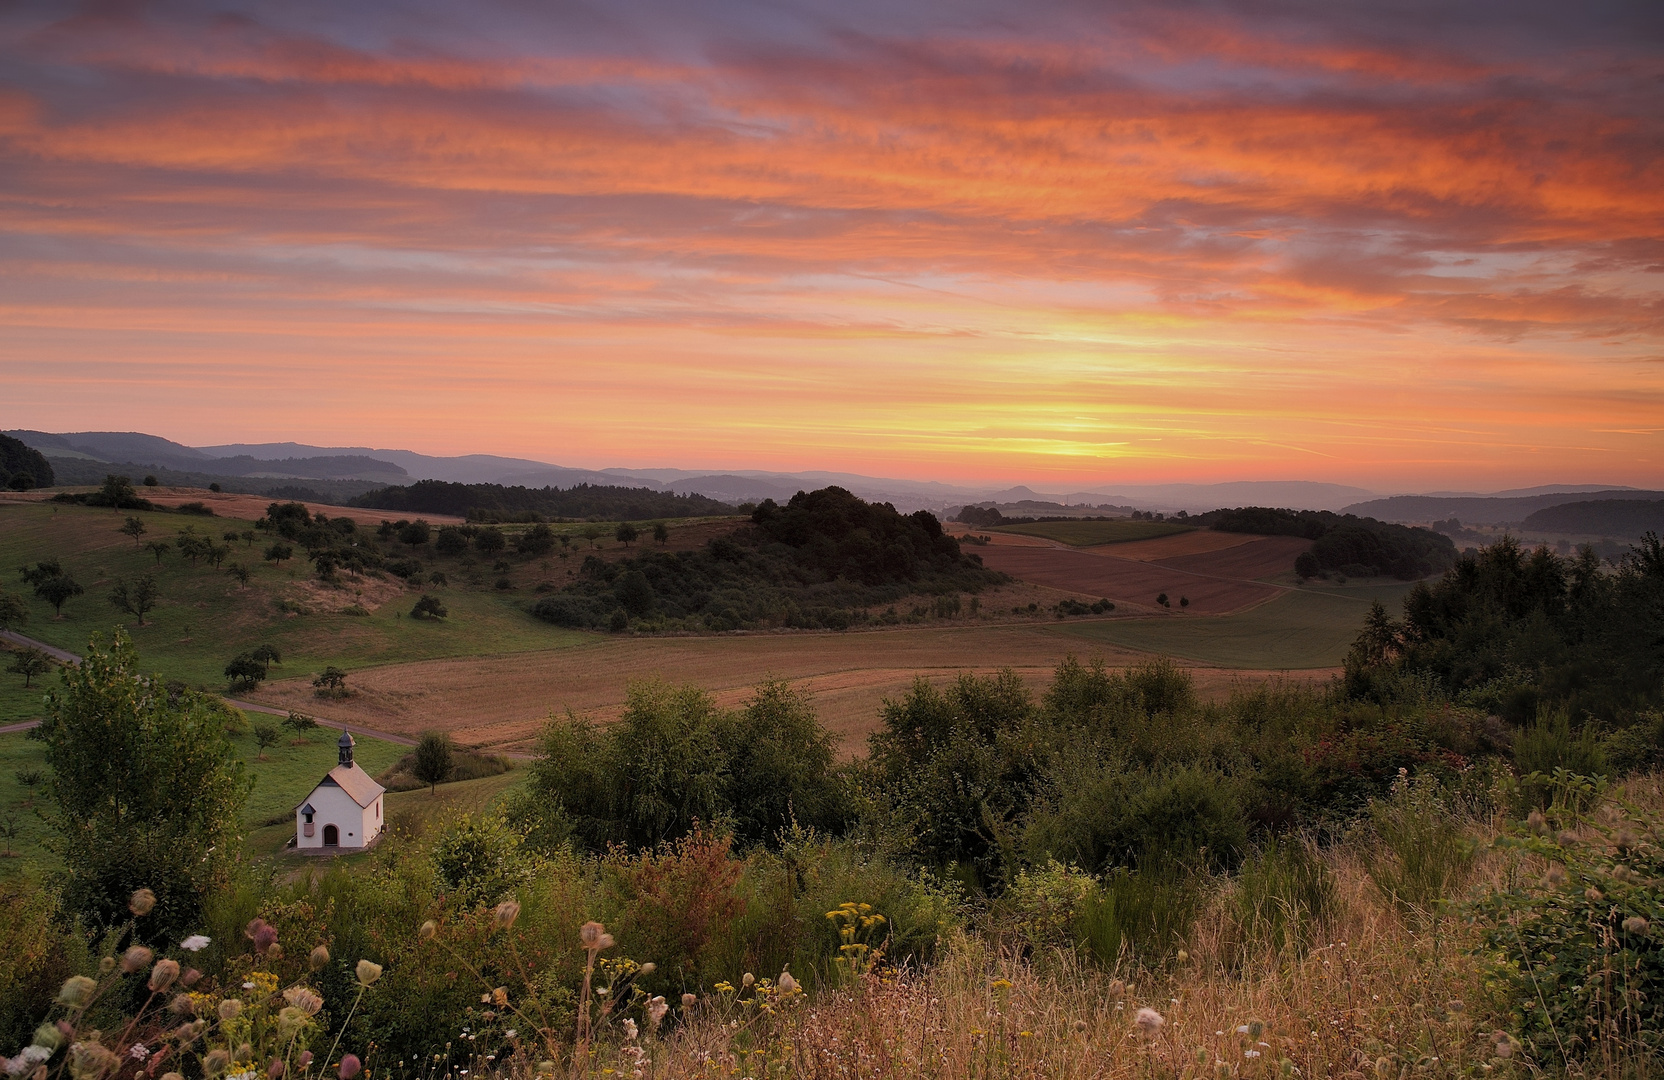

[0,433,53,490]
[1347,533,1664,725]
[1520,497,1664,538]
[351,479,731,522]
[530,487,1003,631]
[1195,506,1456,579]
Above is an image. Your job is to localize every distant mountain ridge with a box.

[1344,490,1664,526]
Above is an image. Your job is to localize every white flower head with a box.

[621,1019,638,1041]
[181,935,211,952]
[1134,1008,1165,1036]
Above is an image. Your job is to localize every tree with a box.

[313,666,349,697]
[119,517,147,546]
[227,562,251,589]
[6,646,52,688]
[0,591,27,631]
[145,539,172,565]
[207,543,231,569]
[474,527,506,555]
[615,521,639,547]
[412,594,448,620]
[517,522,554,556]
[435,525,469,557]
[252,722,281,760]
[37,630,248,939]
[18,558,63,587]
[653,522,670,545]
[399,519,432,549]
[175,531,209,567]
[241,530,256,547]
[252,643,282,666]
[1294,551,1320,580]
[0,815,17,858]
[581,524,604,549]
[264,542,293,566]
[142,475,158,487]
[224,653,268,691]
[108,575,160,626]
[283,710,319,742]
[35,574,83,617]
[412,730,454,793]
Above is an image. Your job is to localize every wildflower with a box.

[268,1060,284,1079]
[1244,1050,1262,1059]
[298,1054,313,1069]
[309,945,330,971]
[493,900,521,930]
[218,1000,243,1021]
[580,921,614,950]
[337,1055,361,1080]
[129,1046,150,1062]
[418,920,437,942]
[621,1020,638,1041]
[1526,810,1547,834]
[32,1025,62,1054]
[778,971,798,995]
[648,997,669,1028]
[682,994,697,1008]
[990,978,1011,991]
[57,976,97,1006]
[129,889,157,917]
[355,960,382,987]
[277,1007,309,1038]
[149,959,180,992]
[1134,1008,1164,1036]
[1623,916,1650,935]
[742,973,755,988]
[69,1042,121,1079]
[121,945,154,973]
[182,968,203,987]
[1176,949,1189,964]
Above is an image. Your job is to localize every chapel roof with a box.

[297,762,386,810]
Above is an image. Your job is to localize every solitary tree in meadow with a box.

[224,653,268,692]
[108,575,160,626]
[252,722,281,760]
[119,517,147,546]
[35,574,83,617]
[653,522,670,545]
[241,530,256,547]
[615,521,639,547]
[251,643,282,666]
[207,543,231,570]
[145,539,172,565]
[175,531,209,567]
[283,710,319,742]
[6,646,52,688]
[412,731,454,794]
[411,594,448,620]
[264,542,293,567]
[313,666,349,697]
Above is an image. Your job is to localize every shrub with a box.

[0,883,72,1049]
[607,828,745,993]
[1470,773,1664,1066]
[430,813,536,909]
[411,594,448,620]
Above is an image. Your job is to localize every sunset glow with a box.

[1,1,1660,488]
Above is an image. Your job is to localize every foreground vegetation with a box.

[2,533,1661,1078]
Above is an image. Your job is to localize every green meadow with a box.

[0,501,589,693]
[1056,580,1416,668]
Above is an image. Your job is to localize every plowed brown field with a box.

[247,625,1315,755]
[1151,535,1312,579]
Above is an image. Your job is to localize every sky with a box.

[0,0,1661,491]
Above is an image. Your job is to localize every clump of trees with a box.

[530,487,1003,633]
[0,433,54,490]
[350,479,732,522]
[1196,506,1457,579]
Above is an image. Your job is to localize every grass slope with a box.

[990,519,1193,546]
[0,502,589,693]
[0,722,410,875]
[1057,581,1415,668]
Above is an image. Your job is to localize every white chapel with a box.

[295,731,386,851]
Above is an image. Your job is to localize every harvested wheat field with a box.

[247,624,1323,755]
[974,541,1290,614]
[1149,533,1312,580]
[1079,527,1265,561]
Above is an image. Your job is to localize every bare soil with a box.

[245,624,1316,756]
[973,542,1286,615]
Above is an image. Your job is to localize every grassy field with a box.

[1056,581,1415,669]
[989,518,1194,546]
[0,720,414,875]
[0,501,591,693]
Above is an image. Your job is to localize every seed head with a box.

[681,993,697,1008]
[268,1059,285,1079]
[218,1000,242,1021]
[99,957,116,975]
[182,968,202,987]
[129,889,157,917]
[742,972,755,987]
[1134,1007,1164,1036]
[1623,916,1650,936]
[1542,865,1568,887]
[1615,828,1640,851]
[283,987,324,1016]
[309,945,330,971]
[204,1050,230,1075]
[355,960,382,987]
[1247,1019,1265,1039]
[149,959,180,992]
[778,971,798,994]
[579,921,609,949]
[647,996,669,1027]
[418,920,437,942]
[621,1019,638,1041]
[1107,979,1126,999]
[1176,949,1190,964]
[337,1054,361,1080]
[57,976,97,1006]
[1585,887,1604,902]
[169,994,194,1016]
[493,900,521,930]
[244,919,278,956]
[638,962,656,975]
[1526,809,1547,834]
[298,1053,313,1069]
[1557,830,1579,846]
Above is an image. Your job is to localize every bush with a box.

[430,813,536,909]
[1470,774,1664,1065]
[411,594,448,620]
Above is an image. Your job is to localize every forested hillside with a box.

[1196,506,1456,579]
[350,479,732,521]
[1521,497,1664,538]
